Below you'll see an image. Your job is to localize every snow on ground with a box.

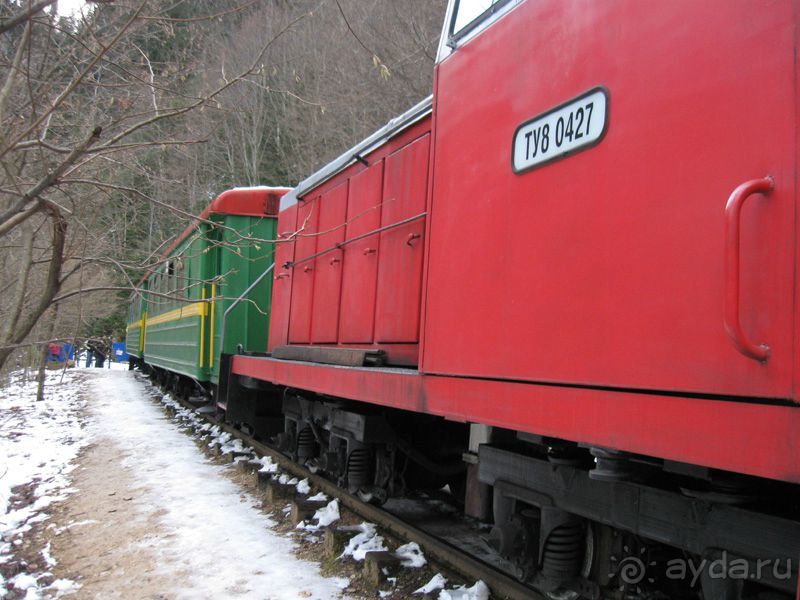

[86,369,350,599]
[339,522,388,561]
[0,367,350,599]
[438,580,491,600]
[1,365,491,599]
[395,542,426,568]
[0,368,90,597]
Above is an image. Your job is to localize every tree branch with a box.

[0,1,145,162]
[0,0,57,36]
[0,126,102,236]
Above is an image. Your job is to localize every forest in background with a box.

[0,0,446,372]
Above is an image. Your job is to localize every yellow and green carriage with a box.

[125,187,290,401]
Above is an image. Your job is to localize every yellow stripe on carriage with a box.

[210,284,216,370]
[144,301,206,327]
[199,288,206,369]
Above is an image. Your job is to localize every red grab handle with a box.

[723,176,774,362]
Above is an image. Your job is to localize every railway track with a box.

[141,375,541,600]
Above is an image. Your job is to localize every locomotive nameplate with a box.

[512,87,608,173]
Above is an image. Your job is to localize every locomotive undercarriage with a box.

[275,390,467,504]
[480,442,799,600]
[214,369,800,600]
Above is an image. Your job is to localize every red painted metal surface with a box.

[231,354,800,484]
[267,204,297,352]
[275,118,431,364]
[288,197,319,344]
[340,164,384,343]
[311,183,348,343]
[209,187,289,218]
[260,3,800,487]
[375,134,430,344]
[424,0,796,399]
[724,177,775,362]
[233,355,425,412]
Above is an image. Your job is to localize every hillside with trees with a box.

[0,0,446,373]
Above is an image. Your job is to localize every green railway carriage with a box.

[124,187,290,391]
[125,288,146,361]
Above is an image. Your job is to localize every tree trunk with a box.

[36,305,59,402]
[0,210,66,372]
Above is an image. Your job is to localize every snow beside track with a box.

[87,370,350,599]
[0,368,350,599]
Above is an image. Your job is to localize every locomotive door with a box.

[375,134,430,344]
[288,196,319,344]
[311,183,348,343]
[424,1,796,399]
[340,163,384,344]
[268,204,298,351]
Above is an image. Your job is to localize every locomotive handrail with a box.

[723,176,773,362]
[219,262,275,360]
[282,211,427,270]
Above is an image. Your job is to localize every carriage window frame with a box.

[449,0,512,41]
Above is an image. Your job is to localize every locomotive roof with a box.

[279,95,433,211]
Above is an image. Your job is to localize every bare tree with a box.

[0,0,446,374]
[0,0,302,371]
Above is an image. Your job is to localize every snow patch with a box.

[296,478,311,495]
[395,541,426,568]
[0,370,88,598]
[298,499,340,531]
[47,578,81,595]
[339,522,387,561]
[41,542,56,568]
[414,573,447,594]
[11,572,37,590]
[256,456,279,474]
[438,580,490,600]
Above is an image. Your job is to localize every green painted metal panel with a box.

[210,215,278,384]
[144,317,206,380]
[129,213,277,385]
[125,285,145,358]
[143,223,213,382]
[125,327,142,358]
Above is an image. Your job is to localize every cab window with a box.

[451,0,508,37]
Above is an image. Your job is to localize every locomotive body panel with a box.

[210,214,279,384]
[143,227,212,381]
[268,205,298,352]
[339,163,384,344]
[311,183,348,344]
[288,197,319,344]
[125,291,145,359]
[375,134,430,344]
[231,353,800,483]
[276,118,431,365]
[424,0,797,399]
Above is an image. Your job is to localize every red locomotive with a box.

[220,2,800,598]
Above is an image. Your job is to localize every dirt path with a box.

[44,439,176,599]
[3,370,477,600]
[8,370,350,600]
